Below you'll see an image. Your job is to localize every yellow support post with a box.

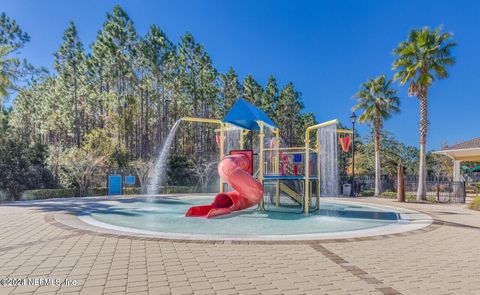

[274,128,280,207]
[337,129,353,134]
[274,128,280,175]
[258,121,265,211]
[301,180,305,211]
[304,119,338,214]
[275,180,280,206]
[316,131,321,210]
[239,129,248,150]
[239,130,244,150]
[304,135,310,214]
[219,123,225,193]
[181,117,223,125]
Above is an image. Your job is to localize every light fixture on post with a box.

[350,112,357,197]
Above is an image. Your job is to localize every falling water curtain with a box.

[318,125,339,197]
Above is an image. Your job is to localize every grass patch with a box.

[469,196,480,211]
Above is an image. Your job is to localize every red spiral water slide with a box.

[185,154,263,218]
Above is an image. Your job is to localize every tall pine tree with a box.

[219,67,241,115]
[242,75,263,104]
[54,21,86,147]
[262,75,279,119]
[90,5,137,151]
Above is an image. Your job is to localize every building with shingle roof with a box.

[434,137,480,181]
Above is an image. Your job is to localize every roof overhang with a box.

[433,148,480,161]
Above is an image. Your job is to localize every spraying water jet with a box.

[146,117,224,196]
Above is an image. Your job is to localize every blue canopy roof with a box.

[222,98,277,130]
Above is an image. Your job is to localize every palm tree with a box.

[392,27,456,201]
[353,75,400,196]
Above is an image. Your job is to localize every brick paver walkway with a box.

[0,196,479,295]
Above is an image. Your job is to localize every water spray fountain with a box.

[146,117,224,196]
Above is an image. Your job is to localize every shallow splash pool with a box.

[79,197,408,239]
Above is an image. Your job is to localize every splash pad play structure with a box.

[78,99,434,240]
[177,98,354,217]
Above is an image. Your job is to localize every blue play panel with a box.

[108,175,123,195]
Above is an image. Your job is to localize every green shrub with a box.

[125,187,141,195]
[167,155,197,186]
[87,187,107,196]
[0,190,9,201]
[380,191,437,202]
[21,188,77,200]
[22,187,107,200]
[406,193,416,202]
[19,185,194,201]
[469,196,480,210]
[359,189,374,197]
[0,139,56,199]
[381,191,397,198]
[402,193,438,203]
[86,187,147,196]
[161,186,194,194]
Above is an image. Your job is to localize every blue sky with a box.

[3,0,479,150]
